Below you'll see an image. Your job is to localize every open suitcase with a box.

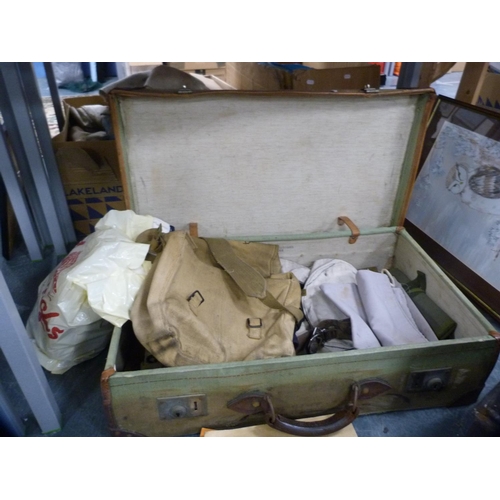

[101,87,500,436]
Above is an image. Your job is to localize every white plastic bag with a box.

[26,210,171,374]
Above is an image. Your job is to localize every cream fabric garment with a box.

[356,270,436,346]
[302,259,358,327]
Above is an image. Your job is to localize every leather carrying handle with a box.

[227,379,391,437]
[338,216,360,244]
[268,388,359,437]
[270,407,359,437]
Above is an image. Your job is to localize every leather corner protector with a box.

[101,367,118,430]
[488,331,500,349]
[101,367,116,384]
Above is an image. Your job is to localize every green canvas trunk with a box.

[102,88,500,437]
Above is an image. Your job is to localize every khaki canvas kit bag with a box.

[101,88,500,437]
[131,230,302,366]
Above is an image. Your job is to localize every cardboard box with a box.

[52,96,126,240]
[127,63,162,75]
[128,63,227,79]
[225,62,285,90]
[477,72,500,112]
[225,62,380,91]
[170,62,221,71]
[169,62,226,79]
[303,62,372,70]
[449,62,466,73]
[293,65,381,92]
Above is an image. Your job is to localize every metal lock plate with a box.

[406,368,452,392]
[157,394,208,420]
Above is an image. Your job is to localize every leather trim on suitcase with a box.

[101,367,145,437]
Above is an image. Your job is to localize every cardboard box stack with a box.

[168,62,226,79]
[128,62,226,79]
[224,62,380,91]
[52,96,126,240]
[477,72,500,112]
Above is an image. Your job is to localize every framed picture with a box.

[406,96,500,322]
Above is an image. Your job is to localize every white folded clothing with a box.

[381,270,438,342]
[302,259,358,327]
[280,259,311,284]
[356,270,434,346]
[319,283,381,349]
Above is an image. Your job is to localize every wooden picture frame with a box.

[406,96,500,322]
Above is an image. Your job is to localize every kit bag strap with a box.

[260,291,304,323]
[203,238,267,298]
[203,238,303,322]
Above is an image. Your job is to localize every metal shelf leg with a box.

[16,63,76,247]
[0,270,61,434]
[0,127,43,261]
[0,63,68,256]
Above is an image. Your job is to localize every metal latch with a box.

[363,84,379,93]
[406,368,452,392]
[157,394,207,420]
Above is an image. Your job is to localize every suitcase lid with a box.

[109,89,434,238]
